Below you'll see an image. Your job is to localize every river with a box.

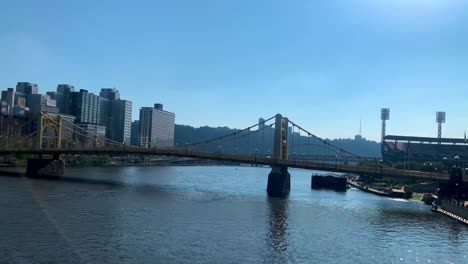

[0,166,467,263]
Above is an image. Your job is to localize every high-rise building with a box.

[99,97,111,127]
[1,88,14,112]
[70,89,101,124]
[0,86,29,117]
[47,84,75,114]
[100,88,120,100]
[259,117,266,130]
[139,104,175,147]
[110,99,132,144]
[15,82,38,110]
[16,82,38,95]
[131,120,140,146]
[27,94,58,116]
[98,88,132,144]
[0,101,7,116]
[76,123,107,147]
[139,107,154,147]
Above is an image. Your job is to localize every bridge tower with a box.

[267,114,290,196]
[37,114,63,149]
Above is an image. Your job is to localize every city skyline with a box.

[0,80,464,143]
[2,1,468,141]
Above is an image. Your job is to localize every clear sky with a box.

[1,0,468,141]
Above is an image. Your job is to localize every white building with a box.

[139,104,175,147]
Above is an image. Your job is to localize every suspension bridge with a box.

[0,112,447,196]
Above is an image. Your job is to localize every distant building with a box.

[15,82,38,108]
[70,89,101,124]
[259,117,266,130]
[56,114,76,147]
[47,84,75,114]
[100,88,120,100]
[99,97,111,129]
[76,123,106,147]
[10,105,28,118]
[1,88,14,113]
[27,94,58,116]
[16,82,38,95]
[110,99,132,144]
[98,88,132,144]
[0,115,32,140]
[10,82,39,115]
[154,103,163,110]
[0,86,31,118]
[0,101,7,116]
[47,86,131,144]
[131,120,140,146]
[139,104,175,147]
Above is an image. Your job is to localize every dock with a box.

[433,200,468,225]
[348,180,408,199]
[433,206,468,225]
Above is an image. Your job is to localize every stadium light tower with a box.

[381,108,390,154]
[436,111,445,142]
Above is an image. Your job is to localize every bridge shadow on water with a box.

[0,169,172,193]
[265,197,289,263]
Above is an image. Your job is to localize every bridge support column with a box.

[267,166,290,196]
[26,153,65,178]
[267,114,290,197]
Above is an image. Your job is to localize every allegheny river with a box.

[0,166,467,263]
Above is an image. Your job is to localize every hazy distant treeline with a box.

[174,125,381,158]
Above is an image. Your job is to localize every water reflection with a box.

[448,220,463,241]
[265,197,289,263]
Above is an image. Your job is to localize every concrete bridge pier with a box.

[267,166,290,196]
[267,114,290,197]
[26,153,65,178]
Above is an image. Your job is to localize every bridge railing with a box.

[0,145,448,180]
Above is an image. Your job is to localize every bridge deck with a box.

[0,147,448,180]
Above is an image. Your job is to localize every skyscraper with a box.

[47,84,75,114]
[100,88,120,100]
[27,94,58,116]
[99,97,111,130]
[76,123,107,147]
[111,99,132,144]
[1,88,14,114]
[16,82,38,95]
[70,89,101,124]
[259,117,266,130]
[99,88,132,144]
[15,82,38,110]
[139,104,175,147]
[131,120,140,146]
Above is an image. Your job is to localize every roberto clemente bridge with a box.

[0,112,448,196]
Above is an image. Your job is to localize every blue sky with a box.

[1,0,468,141]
